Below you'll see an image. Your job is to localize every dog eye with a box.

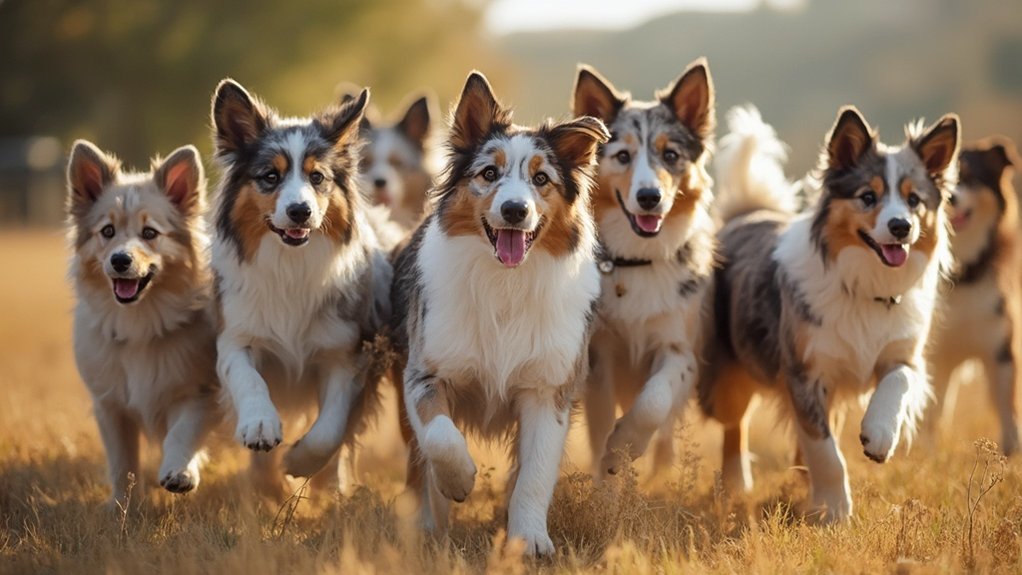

[100,225,115,239]
[309,171,324,185]
[532,172,549,187]
[615,150,631,165]
[141,227,159,240]
[663,149,679,163]
[860,191,877,208]
[262,171,280,185]
[907,192,921,208]
[481,166,499,182]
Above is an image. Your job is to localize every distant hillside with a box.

[496,0,1022,176]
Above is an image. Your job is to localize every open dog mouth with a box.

[858,230,909,268]
[616,190,663,237]
[267,222,311,247]
[950,208,972,232]
[482,217,543,268]
[111,266,156,304]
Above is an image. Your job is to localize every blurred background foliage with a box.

[1,0,1019,223]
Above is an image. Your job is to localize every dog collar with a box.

[873,295,902,309]
[597,255,653,274]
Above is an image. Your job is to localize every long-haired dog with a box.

[701,105,959,521]
[390,72,608,555]
[930,137,1020,455]
[359,93,436,227]
[571,59,717,476]
[68,140,219,507]
[210,79,391,493]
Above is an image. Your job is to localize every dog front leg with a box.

[285,362,360,478]
[404,361,474,534]
[218,337,281,451]
[94,403,141,509]
[860,363,926,463]
[983,351,1020,456]
[158,398,215,494]
[584,344,616,477]
[601,346,695,475]
[507,388,570,557]
[788,371,851,522]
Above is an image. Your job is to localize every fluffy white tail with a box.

[713,105,799,222]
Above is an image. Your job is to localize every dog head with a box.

[67,140,205,305]
[812,107,959,275]
[951,137,1017,234]
[435,72,608,269]
[211,79,368,261]
[573,59,715,249]
[359,93,434,212]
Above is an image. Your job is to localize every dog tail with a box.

[713,105,800,222]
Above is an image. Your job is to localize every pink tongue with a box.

[285,228,309,239]
[880,244,908,267]
[496,229,527,268]
[114,279,140,300]
[635,215,663,233]
[951,213,969,231]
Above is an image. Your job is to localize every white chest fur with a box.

[213,233,362,374]
[776,217,938,388]
[417,220,600,399]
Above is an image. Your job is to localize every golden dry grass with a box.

[2,229,1021,574]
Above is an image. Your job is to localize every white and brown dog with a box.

[700,105,959,521]
[930,137,1021,455]
[210,80,392,494]
[572,59,717,477]
[390,72,608,555]
[68,140,219,507]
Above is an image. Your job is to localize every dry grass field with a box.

[1,229,1020,574]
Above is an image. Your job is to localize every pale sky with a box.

[484,0,806,34]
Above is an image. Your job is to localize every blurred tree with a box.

[0,0,502,166]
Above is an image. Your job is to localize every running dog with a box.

[701,105,959,521]
[390,72,608,555]
[572,59,717,476]
[68,140,219,507]
[210,79,392,493]
[359,92,436,227]
[930,137,1020,455]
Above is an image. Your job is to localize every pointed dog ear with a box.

[573,65,627,125]
[153,145,205,215]
[660,58,715,139]
[397,94,433,147]
[320,87,370,149]
[826,106,875,170]
[450,71,509,151]
[67,139,119,208]
[212,79,269,158]
[912,114,960,174]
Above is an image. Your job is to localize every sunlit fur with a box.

[390,72,608,556]
[572,60,717,477]
[67,140,219,507]
[930,137,1021,456]
[700,105,959,523]
[210,79,392,495]
[358,93,438,228]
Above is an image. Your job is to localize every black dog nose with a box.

[110,252,132,273]
[286,203,312,224]
[500,200,529,225]
[949,193,959,207]
[888,218,911,240]
[636,188,662,211]
[373,178,386,189]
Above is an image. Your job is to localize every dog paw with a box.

[859,418,899,463]
[423,419,475,502]
[283,441,335,479]
[508,527,555,557]
[160,467,199,494]
[236,409,283,452]
[601,422,649,475]
[808,486,852,524]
